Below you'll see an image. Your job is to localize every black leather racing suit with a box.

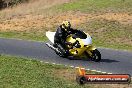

[54,26,78,56]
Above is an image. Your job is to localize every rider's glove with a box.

[65,42,72,45]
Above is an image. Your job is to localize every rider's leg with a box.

[57,43,70,56]
[54,37,70,56]
[53,37,58,48]
[61,44,70,56]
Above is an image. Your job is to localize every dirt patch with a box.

[0,0,72,20]
[53,68,76,81]
[95,13,132,25]
[0,11,131,32]
[0,11,88,31]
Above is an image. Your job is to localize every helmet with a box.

[61,21,71,31]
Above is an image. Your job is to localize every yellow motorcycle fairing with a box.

[66,34,96,57]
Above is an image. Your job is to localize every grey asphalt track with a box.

[0,38,132,75]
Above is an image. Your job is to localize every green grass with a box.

[0,55,131,88]
[78,19,132,50]
[0,54,93,88]
[0,31,47,41]
[52,0,132,13]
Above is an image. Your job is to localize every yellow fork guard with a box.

[86,46,96,56]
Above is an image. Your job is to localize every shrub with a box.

[0,0,29,9]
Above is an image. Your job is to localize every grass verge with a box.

[0,54,90,88]
[0,55,132,88]
[0,31,47,41]
[0,54,131,88]
[52,0,132,13]
[78,19,132,51]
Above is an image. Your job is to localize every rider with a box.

[53,21,79,56]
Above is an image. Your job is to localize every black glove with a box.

[65,42,72,45]
[73,40,81,48]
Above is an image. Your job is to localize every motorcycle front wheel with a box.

[91,49,101,62]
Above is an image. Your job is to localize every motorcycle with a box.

[45,30,101,62]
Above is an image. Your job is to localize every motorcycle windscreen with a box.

[81,36,92,45]
[46,31,56,43]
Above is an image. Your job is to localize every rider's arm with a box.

[56,27,67,45]
[57,27,63,37]
[56,27,72,45]
[70,28,79,34]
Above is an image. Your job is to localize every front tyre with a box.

[91,49,101,62]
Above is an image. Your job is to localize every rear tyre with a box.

[91,49,101,62]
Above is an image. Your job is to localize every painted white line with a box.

[81,68,85,69]
[75,67,79,69]
[40,61,112,74]
[30,59,113,74]
[102,72,107,74]
[86,69,90,70]
[96,71,101,73]
[40,61,43,63]
[56,64,61,65]
[70,66,74,68]
[52,63,56,65]
[91,70,96,72]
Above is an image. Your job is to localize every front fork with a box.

[85,45,96,57]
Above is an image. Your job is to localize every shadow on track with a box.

[100,59,119,63]
[67,57,119,63]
